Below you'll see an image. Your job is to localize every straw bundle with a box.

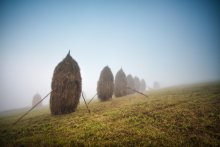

[97,66,114,101]
[32,93,42,107]
[134,76,141,91]
[140,79,146,92]
[114,68,127,97]
[50,51,82,115]
[126,74,135,94]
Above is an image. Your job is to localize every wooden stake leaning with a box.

[82,92,91,113]
[13,90,53,125]
[126,87,148,98]
[88,93,97,105]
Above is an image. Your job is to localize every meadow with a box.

[0,82,220,146]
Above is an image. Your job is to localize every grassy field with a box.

[0,82,220,146]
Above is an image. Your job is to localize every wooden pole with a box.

[13,90,53,125]
[126,87,148,98]
[88,93,97,105]
[82,92,90,113]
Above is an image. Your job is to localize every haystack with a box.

[32,93,43,107]
[126,74,135,94]
[154,81,160,89]
[50,51,82,115]
[140,79,146,92]
[97,66,114,101]
[114,68,127,97]
[134,76,141,91]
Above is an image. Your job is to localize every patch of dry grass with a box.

[0,82,220,146]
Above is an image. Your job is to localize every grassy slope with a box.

[0,82,220,146]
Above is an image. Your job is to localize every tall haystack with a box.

[32,93,43,107]
[114,68,127,97]
[50,51,82,115]
[97,66,114,101]
[134,76,141,91]
[154,81,160,89]
[126,74,135,94]
[140,79,146,92]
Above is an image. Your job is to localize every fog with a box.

[0,0,219,112]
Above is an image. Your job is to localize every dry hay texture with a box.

[32,93,42,107]
[140,79,146,92]
[134,76,141,91]
[126,74,135,94]
[97,66,114,101]
[114,68,127,97]
[50,52,82,115]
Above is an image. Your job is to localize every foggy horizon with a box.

[0,0,220,112]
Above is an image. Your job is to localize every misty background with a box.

[0,0,219,111]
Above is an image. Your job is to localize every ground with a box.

[0,82,220,146]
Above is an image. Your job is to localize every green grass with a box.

[0,82,220,146]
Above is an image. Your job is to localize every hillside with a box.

[0,82,220,146]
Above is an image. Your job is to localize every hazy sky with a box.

[0,0,219,111]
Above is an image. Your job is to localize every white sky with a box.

[0,0,219,111]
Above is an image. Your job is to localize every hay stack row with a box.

[32,52,147,115]
[97,66,147,100]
